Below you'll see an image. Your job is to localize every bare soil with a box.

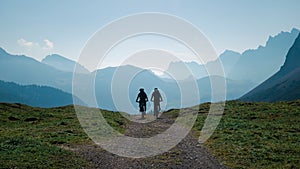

[67,113,227,169]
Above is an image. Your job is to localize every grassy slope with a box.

[193,100,300,168]
[0,103,129,168]
[1,101,299,168]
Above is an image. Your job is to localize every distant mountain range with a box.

[227,28,299,84]
[42,54,90,74]
[0,28,299,111]
[0,80,84,108]
[166,28,299,85]
[0,48,73,93]
[241,32,300,102]
[165,50,241,80]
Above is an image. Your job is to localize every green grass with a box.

[1,101,299,168]
[193,100,300,168]
[0,137,87,168]
[0,103,129,168]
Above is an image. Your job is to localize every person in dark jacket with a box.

[136,88,148,119]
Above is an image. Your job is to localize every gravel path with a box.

[69,113,227,169]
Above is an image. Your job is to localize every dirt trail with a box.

[71,113,227,169]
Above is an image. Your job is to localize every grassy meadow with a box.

[0,103,129,168]
[193,100,300,168]
[0,100,299,168]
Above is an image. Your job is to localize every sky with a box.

[0,0,300,70]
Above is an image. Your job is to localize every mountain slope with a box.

[163,29,299,99]
[228,28,299,84]
[166,61,208,80]
[42,54,89,74]
[240,32,300,102]
[0,48,73,93]
[1,101,299,168]
[0,80,84,107]
[164,29,299,84]
[1,29,299,109]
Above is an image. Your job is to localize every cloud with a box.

[17,38,38,48]
[17,38,55,61]
[17,38,54,50]
[43,39,54,49]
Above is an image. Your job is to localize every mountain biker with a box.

[151,88,162,118]
[136,88,148,119]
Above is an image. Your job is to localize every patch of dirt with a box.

[24,117,38,122]
[8,116,20,121]
[67,113,227,169]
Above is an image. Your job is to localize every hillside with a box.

[0,47,73,93]
[1,29,299,110]
[227,28,299,84]
[0,103,129,168]
[165,28,299,84]
[42,54,89,74]
[1,101,299,168]
[241,32,300,102]
[0,80,84,107]
[196,100,300,168]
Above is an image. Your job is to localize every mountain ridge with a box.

[240,32,300,102]
[1,28,299,110]
[42,54,90,74]
[0,80,84,107]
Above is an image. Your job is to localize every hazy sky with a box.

[0,0,299,69]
